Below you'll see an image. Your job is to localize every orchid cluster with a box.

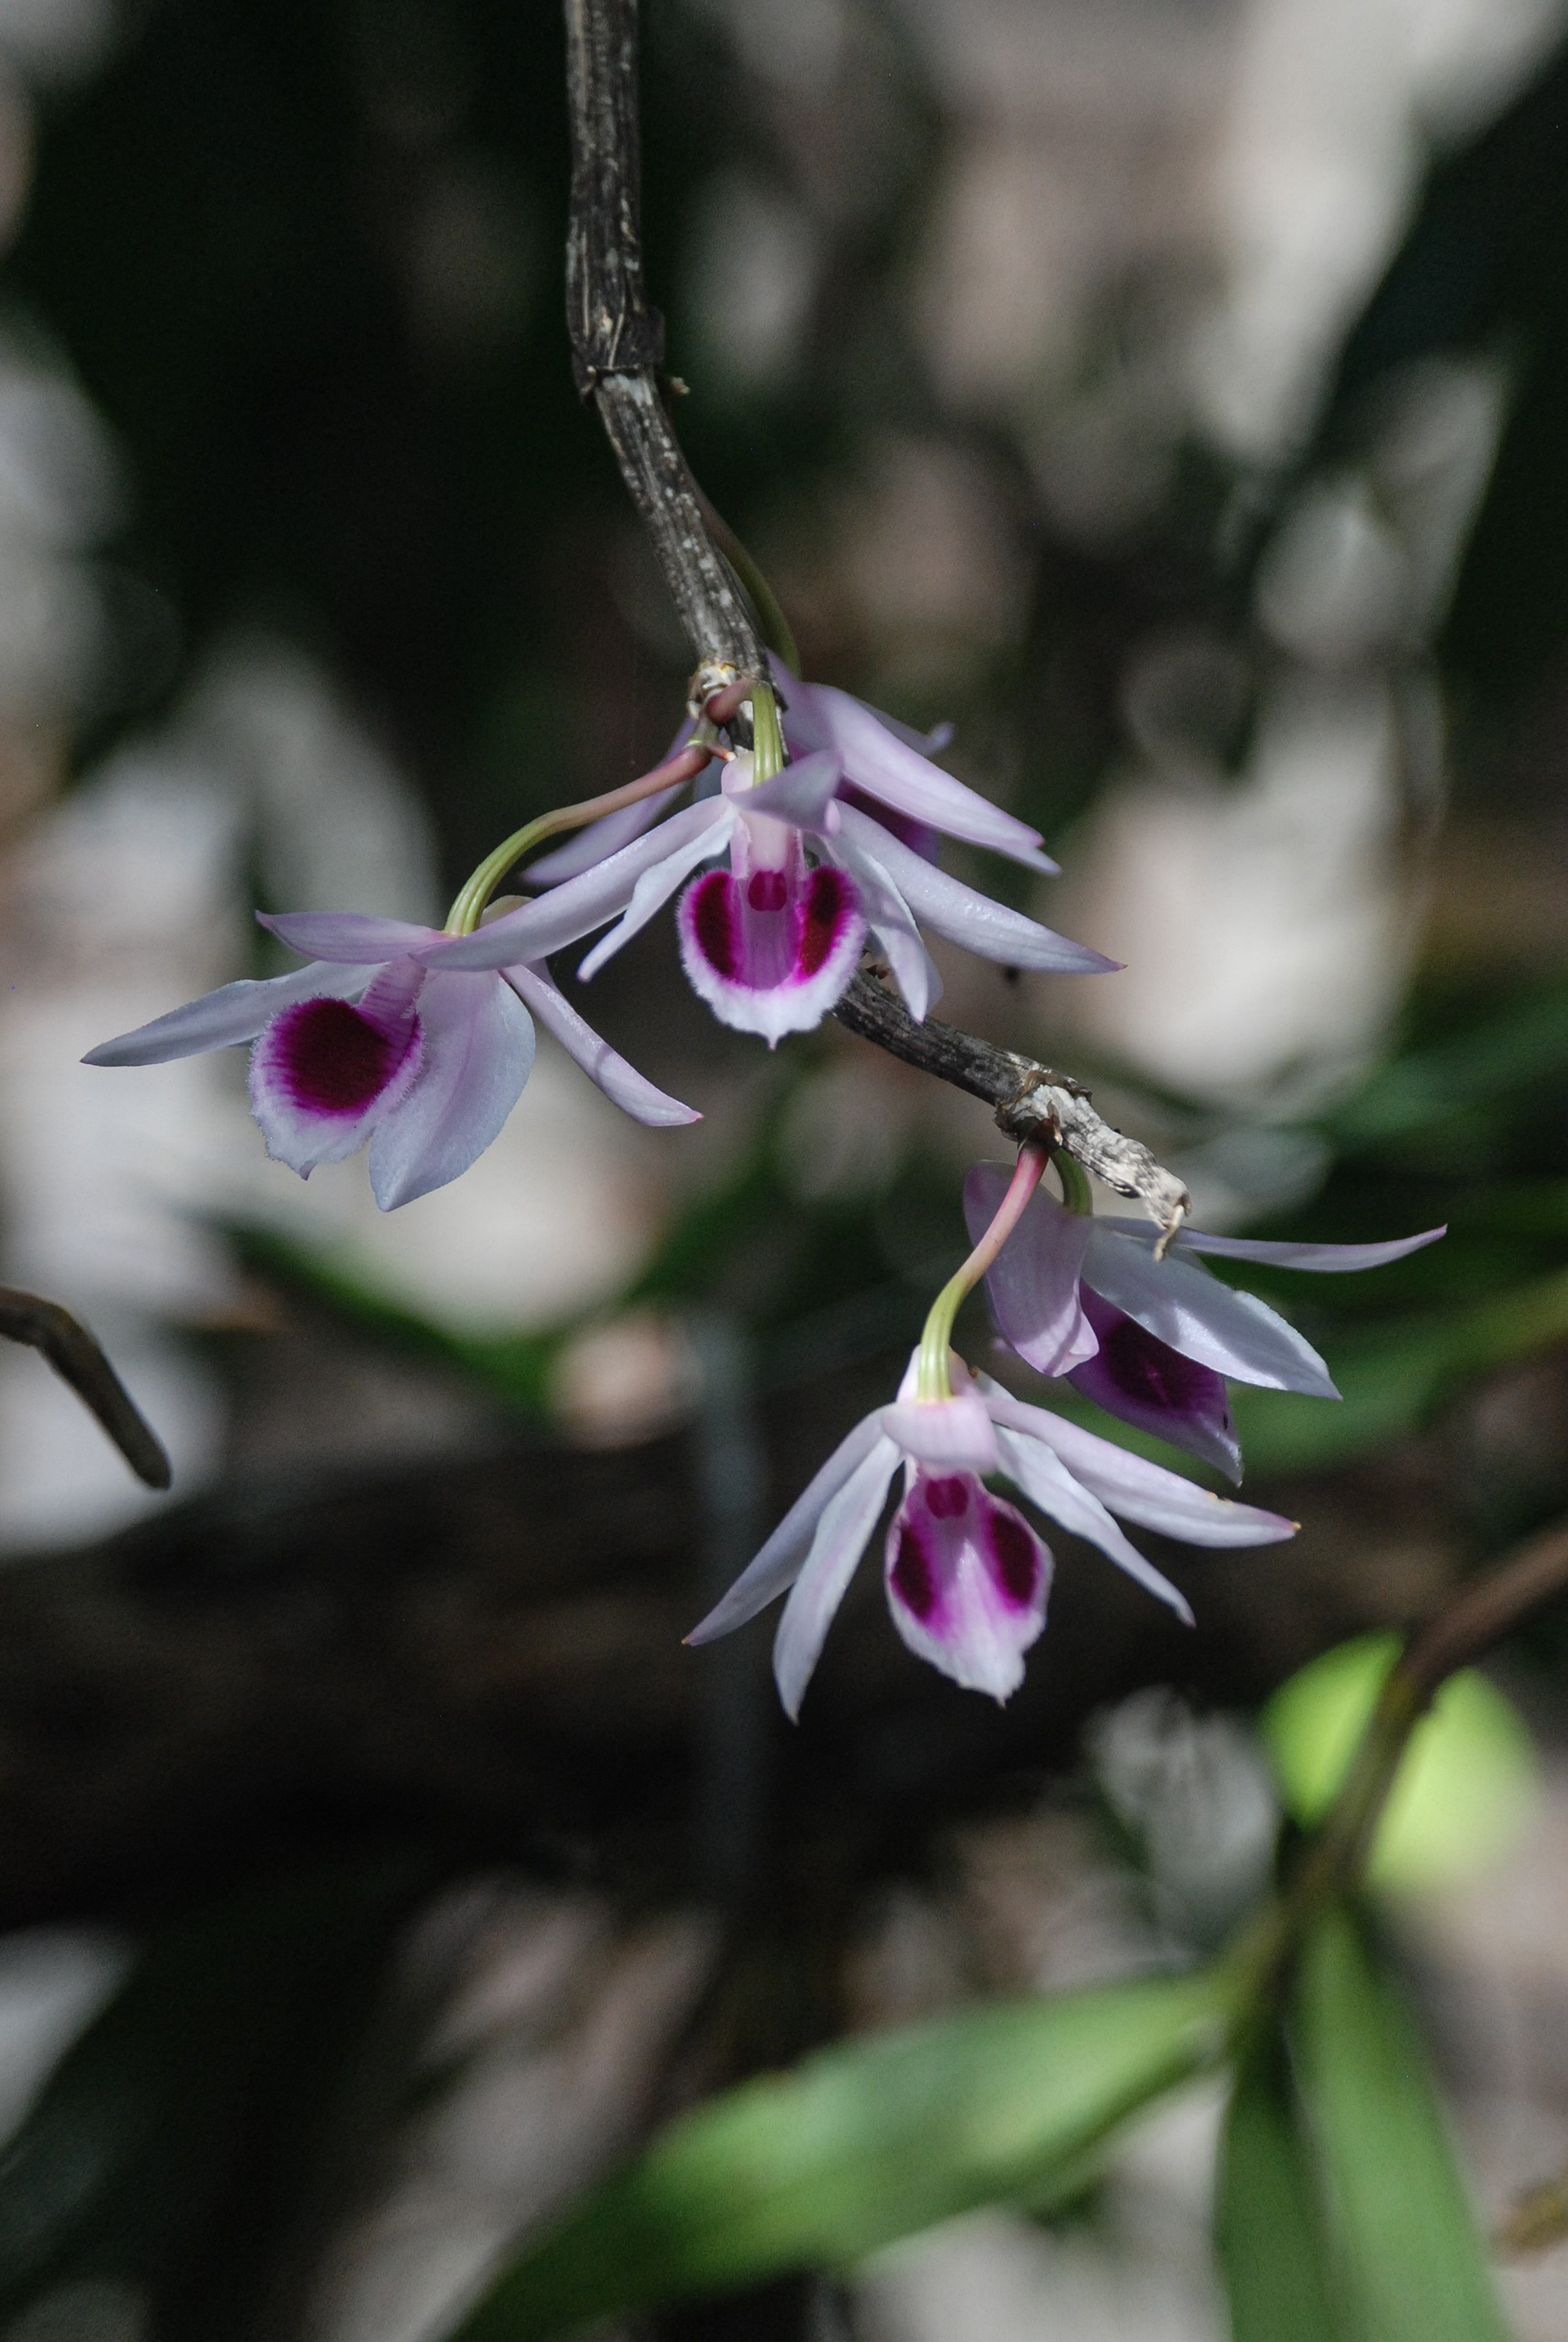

[87,669,1440,1710]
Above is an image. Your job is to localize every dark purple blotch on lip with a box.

[685,861,858,989]
[797,865,854,976]
[689,869,738,978]
[1069,1285,1240,1480]
[986,1505,1040,1607]
[271,997,414,1117]
[890,1522,937,1619]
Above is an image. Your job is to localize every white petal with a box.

[367,972,536,1209]
[773,1438,903,1719]
[576,807,737,981]
[782,676,1057,871]
[258,912,442,963]
[979,1378,1296,1547]
[965,1164,1098,1374]
[1085,1225,1337,1397]
[504,964,700,1126]
[993,1428,1192,1623]
[741,751,843,831]
[1094,1219,1448,1274]
[417,800,737,971]
[84,960,368,1065]
[881,1390,999,1472]
[834,806,1118,974]
[686,1415,897,1644]
[825,835,943,1021]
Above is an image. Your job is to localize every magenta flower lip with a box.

[687,1352,1294,1718]
[84,917,700,1211]
[413,681,1117,1039]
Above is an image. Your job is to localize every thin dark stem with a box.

[832,971,1191,1231]
[0,1287,170,1488]
[1238,1513,1568,1995]
[563,0,763,680]
[558,0,1192,1230]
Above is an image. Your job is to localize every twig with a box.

[0,1287,170,1488]
[1242,1515,1568,1990]
[560,0,1191,1233]
[831,971,1190,1235]
[564,0,763,678]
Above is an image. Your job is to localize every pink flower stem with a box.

[915,1139,1052,1401]
[445,738,717,934]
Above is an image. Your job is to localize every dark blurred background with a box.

[0,0,1565,2336]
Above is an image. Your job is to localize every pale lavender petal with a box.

[882,1469,1051,1702]
[1069,1290,1241,1483]
[825,834,942,1020]
[258,911,442,964]
[417,800,735,972]
[576,808,737,982]
[835,806,1118,974]
[979,1378,1296,1547]
[773,1437,904,1718]
[741,751,843,832]
[84,960,368,1065]
[993,1429,1193,1624]
[249,960,424,1178]
[867,712,955,757]
[881,1389,999,1472]
[782,676,1057,872]
[526,782,687,885]
[840,784,943,865]
[367,971,536,1209]
[964,1165,1098,1374]
[1084,1225,1337,1397]
[687,1415,897,1645]
[676,858,865,1044]
[1095,1219,1448,1274]
[504,964,700,1127]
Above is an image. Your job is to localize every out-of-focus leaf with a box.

[1217,2025,1345,2342]
[1322,978,1568,1156]
[0,1855,434,2342]
[231,1223,558,1413]
[1261,1634,1537,1891]
[1228,1265,1568,1473]
[444,1967,1239,2340]
[1290,1907,1511,2342]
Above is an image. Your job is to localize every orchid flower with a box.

[526,661,1041,884]
[82,748,716,1210]
[84,923,699,1209]
[964,1160,1445,1481]
[415,682,1116,1041]
[689,1149,1295,1715]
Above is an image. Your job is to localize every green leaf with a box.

[1323,979,1568,1157]
[1229,1266,1568,1474]
[1217,2025,1346,2342]
[1262,1635,1538,1890]
[1290,1907,1511,2342]
[446,1968,1240,2340]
